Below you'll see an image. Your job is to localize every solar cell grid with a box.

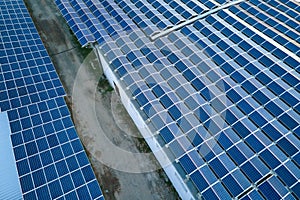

[244,0,300,42]
[8,98,102,198]
[266,0,300,22]
[54,0,300,199]
[55,0,95,46]
[186,15,296,198]
[232,3,300,56]
[1,0,103,199]
[193,14,298,115]
[0,12,65,111]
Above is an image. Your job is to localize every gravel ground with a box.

[23,0,179,199]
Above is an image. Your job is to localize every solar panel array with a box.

[55,0,300,199]
[0,0,103,199]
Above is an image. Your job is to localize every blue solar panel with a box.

[0,0,103,199]
[8,95,104,198]
[55,0,95,46]
[233,2,300,56]
[54,0,300,199]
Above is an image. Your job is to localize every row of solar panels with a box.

[56,0,96,46]
[114,15,300,199]
[0,0,103,199]
[55,0,300,43]
[8,97,103,199]
[55,0,300,199]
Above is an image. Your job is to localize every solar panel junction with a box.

[54,0,299,199]
[0,0,104,199]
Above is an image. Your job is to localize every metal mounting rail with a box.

[150,0,245,40]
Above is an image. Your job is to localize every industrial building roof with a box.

[55,0,300,199]
[0,0,103,199]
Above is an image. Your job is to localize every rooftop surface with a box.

[0,0,103,199]
[0,112,22,199]
[55,0,300,199]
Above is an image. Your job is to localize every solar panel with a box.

[55,0,300,199]
[0,0,103,199]
[55,0,96,46]
[233,1,300,55]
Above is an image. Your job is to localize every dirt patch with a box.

[87,151,121,200]
[38,19,69,50]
